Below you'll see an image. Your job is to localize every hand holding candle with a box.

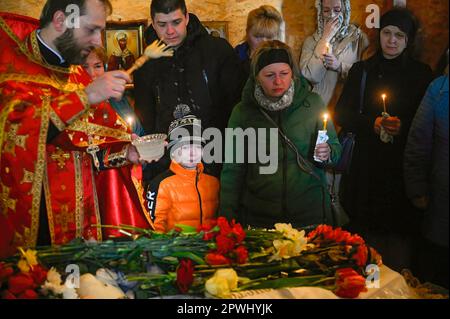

[314,113,330,162]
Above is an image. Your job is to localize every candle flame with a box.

[126,116,134,126]
[323,113,329,121]
[382,94,387,100]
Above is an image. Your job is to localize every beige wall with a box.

[1,0,448,69]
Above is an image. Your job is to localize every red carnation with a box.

[230,220,246,243]
[334,268,367,299]
[234,246,249,264]
[217,217,232,236]
[176,259,194,294]
[216,235,235,255]
[205,253,231,266]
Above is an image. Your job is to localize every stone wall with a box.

[0,0,448,69]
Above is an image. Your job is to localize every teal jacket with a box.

[219,76,342,228]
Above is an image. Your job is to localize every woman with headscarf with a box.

[300,0,369,109]
[300,0,369,224]
[220,40,342,229]
[335,8,433,271]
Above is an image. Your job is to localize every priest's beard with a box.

[55,29,93,65]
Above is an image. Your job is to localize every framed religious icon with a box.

[104,20,147,71]
[201,21,229,41]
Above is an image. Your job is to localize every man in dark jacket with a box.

[134,0,245,182]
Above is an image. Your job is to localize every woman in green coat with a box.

[219,40,342,228]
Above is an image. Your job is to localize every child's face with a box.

[172,144,203,169]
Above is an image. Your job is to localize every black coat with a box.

[134,14,245,181]
[335,51,433,233]
[134,13,245,136]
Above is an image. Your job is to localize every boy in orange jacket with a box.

[145,115,219,232]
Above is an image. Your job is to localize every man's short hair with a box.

[150,0,187,19]
[40,0,112,28]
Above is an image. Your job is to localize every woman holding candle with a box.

[83,48,152,238]
[335,8,433,271]
[300,0,369,109]
[219,40,342,229]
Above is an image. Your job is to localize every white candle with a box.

[382,94,387,114]
[323,113,329,131]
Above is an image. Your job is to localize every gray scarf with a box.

[254,80,295,112]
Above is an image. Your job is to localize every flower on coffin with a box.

[40,268,79,299]
[205,269,238,298]
[0,249,48,299]
[307,225,373,267]
[203,217,249,266]
[334,268,368,298]
[17,248,38,273]
[176,259,195,294]
[269,223,309,262]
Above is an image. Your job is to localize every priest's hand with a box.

[85,71,131,105]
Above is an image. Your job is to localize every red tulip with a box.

[334,268,367,299]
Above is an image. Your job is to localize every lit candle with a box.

[381,94,387,113]
[323,113,329,131]
[126,116,134,128]
[325,42,332,55]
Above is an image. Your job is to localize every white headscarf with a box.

[315,0,352,43]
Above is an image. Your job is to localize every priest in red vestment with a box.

[0,0,152,258]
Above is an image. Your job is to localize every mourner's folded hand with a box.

[381,116,402,136]
[323,53,341,71]
[314,143,331,162]
[85,70,132,105]
[374,117,383,135]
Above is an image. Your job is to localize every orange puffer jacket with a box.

[145,161,219,232]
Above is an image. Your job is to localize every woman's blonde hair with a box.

[246,5,283,41]
[251,40,299,79]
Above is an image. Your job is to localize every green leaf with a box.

[171,252,206,265]
[175,224,198,234]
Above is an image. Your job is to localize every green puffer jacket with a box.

[219,76,342,228]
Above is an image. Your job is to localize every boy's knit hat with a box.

[167,115,204,152]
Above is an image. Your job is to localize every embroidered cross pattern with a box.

[50,148,71,169]
[4,123,28,155]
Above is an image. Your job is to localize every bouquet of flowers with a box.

[0,218,382,299]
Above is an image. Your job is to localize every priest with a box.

[0,0,147,258]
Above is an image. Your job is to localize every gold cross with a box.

[55,204,74,234]
[86,135,100,169]
[50,148,71,169]
[4,123,28,156]
[1,185,17,217]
